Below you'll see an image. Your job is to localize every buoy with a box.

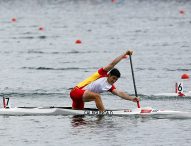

[181,73,189,79]
[11,18,16,22]
[75,40,82,44]
[179,9,185,15]
[38,27,44,31]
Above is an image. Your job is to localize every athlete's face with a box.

[107,75,119,85]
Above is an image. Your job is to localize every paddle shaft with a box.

[129,54,140,108]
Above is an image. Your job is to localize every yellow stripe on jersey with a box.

[77,71,102,88]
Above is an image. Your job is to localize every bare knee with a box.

[94,94,105,111]
[83,91,105,111]
[83,91,101,102]
[87,93,101,102]
[94,94,101,101]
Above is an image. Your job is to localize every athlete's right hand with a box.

[132,97,140,102]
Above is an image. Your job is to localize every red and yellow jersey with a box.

[76,68,115,92]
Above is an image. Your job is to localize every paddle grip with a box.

[137,101,140,108]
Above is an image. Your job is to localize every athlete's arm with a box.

[103,50,133,72]
[111,89,140,102]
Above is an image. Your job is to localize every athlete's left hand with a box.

[123,50,133,59]
[126,50,133,56]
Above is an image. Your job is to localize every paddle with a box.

[129,54,140,108]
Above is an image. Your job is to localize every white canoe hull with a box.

[0,107,190,119]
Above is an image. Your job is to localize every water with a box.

[0,0,191,145]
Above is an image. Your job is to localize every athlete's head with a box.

[107,68,121,85]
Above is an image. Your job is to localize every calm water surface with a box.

[0,0,191,146]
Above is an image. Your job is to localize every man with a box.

[70,50,140,111]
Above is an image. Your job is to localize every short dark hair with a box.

[109,68,121,78]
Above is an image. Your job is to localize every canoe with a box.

[0,106,190,119]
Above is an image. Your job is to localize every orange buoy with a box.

[181,73,189,79]
[75,40,82,44]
